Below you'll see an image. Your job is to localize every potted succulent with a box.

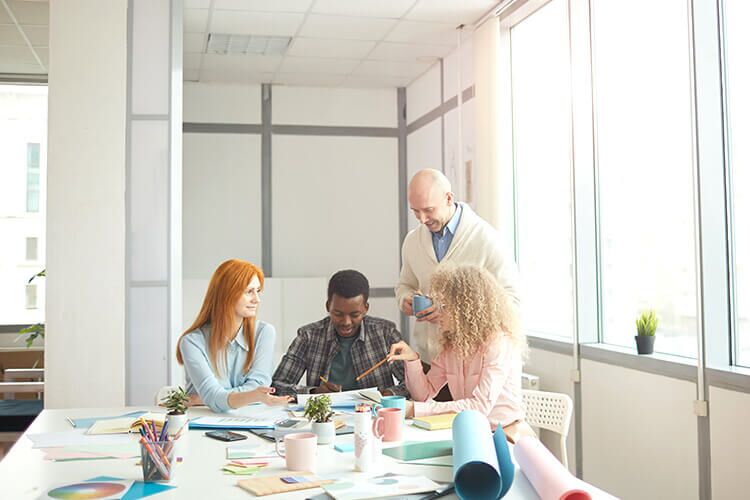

[161,386,190,437]
[304,394,335,445]
[635,310,658,355]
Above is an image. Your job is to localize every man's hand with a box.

[400,296,414,316]
[312,380,342,394]
[387,341,419,362]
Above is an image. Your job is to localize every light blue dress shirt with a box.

[431,203,463,262]
[180,321,275,413]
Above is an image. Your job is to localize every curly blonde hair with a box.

[430,264,526,359]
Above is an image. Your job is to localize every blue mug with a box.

[412,294,433,316]
[373,395,406,421]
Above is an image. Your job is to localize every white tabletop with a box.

[0,406,539,499]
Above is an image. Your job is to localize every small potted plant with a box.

[161,386,190,437]
[635,310,658,355]
[304,394,335,445]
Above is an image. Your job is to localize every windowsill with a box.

[527,333,750,391]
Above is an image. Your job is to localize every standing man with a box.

[396,169,520,365]
[273,269,408,397]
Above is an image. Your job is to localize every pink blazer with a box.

[405,334,524,430]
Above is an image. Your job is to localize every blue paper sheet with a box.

[86,476,176,500]
[451,410,514,500]
[67,410,148,429]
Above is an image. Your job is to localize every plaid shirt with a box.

[271,316,408,397]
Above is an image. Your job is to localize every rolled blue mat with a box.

[452,410,503,500]
[493,425,515,497]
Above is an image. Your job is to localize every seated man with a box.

[272,270,408,397]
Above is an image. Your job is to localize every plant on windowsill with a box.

[635,309,658,355]
[161,386,190,436]
[304,394,335,445]
[17,270,46,349]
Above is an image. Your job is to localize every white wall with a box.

[182,83,402,356]
[524,347,577,474]
[709,386,750,499]
[405,37,477,212]
[581,360,699,499]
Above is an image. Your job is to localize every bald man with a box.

[396,169,520,363]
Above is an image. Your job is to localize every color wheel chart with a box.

[46,480,132,499]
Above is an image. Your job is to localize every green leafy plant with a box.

[17,270,46,348]
[635,310,658,337]
[161,386,190,415]
[303,394,333,423]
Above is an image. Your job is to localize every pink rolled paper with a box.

[513,436,619,500]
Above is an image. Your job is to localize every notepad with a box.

[85,413,165,435]
[189,415,274,430]
[412,413,457,431]
[236,474,333,496]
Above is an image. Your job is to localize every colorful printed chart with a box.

[45,480,133,500]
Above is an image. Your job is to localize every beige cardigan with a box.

[395,203,520,360]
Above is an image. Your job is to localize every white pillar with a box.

[46,0,128,408]
[45,0,182,408]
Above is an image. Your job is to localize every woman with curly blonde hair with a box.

[388,264,531,437]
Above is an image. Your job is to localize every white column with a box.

[126,0,183,404]
[45,0,182,408]
[45,0,128,408]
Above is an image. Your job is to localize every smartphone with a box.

[275,418,304,429]
[204,430,247,442]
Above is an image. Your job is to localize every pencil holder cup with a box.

[140,440,176,482]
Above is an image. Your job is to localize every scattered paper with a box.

[27,430,135,449]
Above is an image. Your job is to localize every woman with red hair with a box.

[177,259,291,412]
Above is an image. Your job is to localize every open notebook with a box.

[85,413,166,435]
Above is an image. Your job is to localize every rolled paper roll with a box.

[514,436,618,500]
[493,426,515,498]
[452,410,503,500]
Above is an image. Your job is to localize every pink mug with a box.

[373,407,403,442]
[275,432,317,472]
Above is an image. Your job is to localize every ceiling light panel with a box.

[207,33,291,56]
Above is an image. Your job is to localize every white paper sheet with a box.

[296,387,380,408]
[27,429,136,448]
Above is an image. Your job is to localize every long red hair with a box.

[176,259,264,375]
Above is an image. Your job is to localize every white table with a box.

[0,406,539,499]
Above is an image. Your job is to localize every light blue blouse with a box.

[179,321,275,413]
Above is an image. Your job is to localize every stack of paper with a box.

[294,387,381,410]
[222,459,269,475]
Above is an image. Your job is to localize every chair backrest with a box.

[522,389,573,437]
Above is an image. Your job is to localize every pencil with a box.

[355,356,389,381]
[319,375,328,384]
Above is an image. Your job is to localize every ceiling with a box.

[0,0,498,88]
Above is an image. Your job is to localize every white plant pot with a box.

[311,421,335,445]
[166,413,189,438]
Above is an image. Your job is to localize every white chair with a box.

[522,389,573,469]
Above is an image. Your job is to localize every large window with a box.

[591,0,697,357]
[0,84,47,328]
[510,0,576,339]
[725,0,750,366]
